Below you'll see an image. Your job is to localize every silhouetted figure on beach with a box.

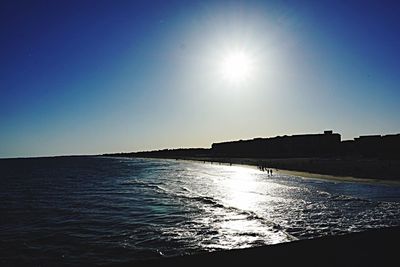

[258,163,267,172]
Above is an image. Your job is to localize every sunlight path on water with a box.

[156,159,400,250]
[1,157,400,264]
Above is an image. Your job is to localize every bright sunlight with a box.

[220,50,254,84]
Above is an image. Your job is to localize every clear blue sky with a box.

[1,0,400,158]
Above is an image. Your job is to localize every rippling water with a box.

[1,156,400,265]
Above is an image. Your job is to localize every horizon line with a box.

[2,130,400,160]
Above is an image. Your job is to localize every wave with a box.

[157,186,296,241]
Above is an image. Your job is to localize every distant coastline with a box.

[103,130,400,182]
[109,156,400,184]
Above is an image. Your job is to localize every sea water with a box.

[1,156,400,265]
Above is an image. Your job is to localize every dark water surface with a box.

[1,156,400,265]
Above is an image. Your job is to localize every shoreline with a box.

[131,156,400,186]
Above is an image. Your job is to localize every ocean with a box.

[1,156,400,265]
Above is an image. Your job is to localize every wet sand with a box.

[124,226,400,267]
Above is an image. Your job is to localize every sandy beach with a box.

[141,156,400,184]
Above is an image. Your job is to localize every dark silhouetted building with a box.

[211,131,341,158]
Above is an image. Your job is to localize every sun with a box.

[220,50,254,84]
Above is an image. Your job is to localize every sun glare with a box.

[220,50,254,84]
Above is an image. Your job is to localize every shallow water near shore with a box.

[1,156,400,265]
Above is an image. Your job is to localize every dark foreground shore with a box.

[126,226,400,267]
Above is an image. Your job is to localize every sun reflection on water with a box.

[194,165,290,250]
[225,166,259,210]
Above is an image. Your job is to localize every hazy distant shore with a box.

[129,226,400,267]
[103,130,400,182]
[122,155,400,183]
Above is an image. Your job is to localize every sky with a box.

[1,0,400,158]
